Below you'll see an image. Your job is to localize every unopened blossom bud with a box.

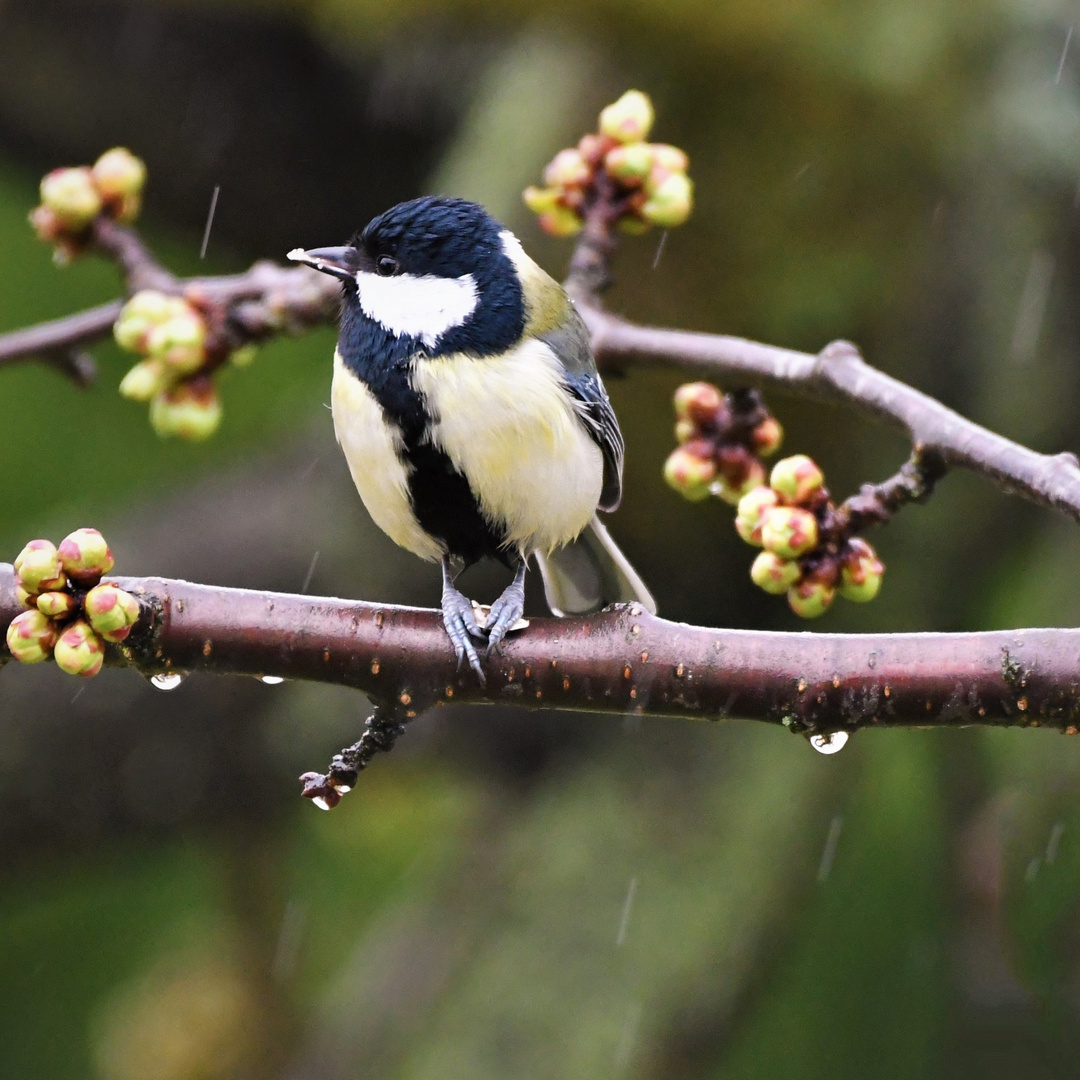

[36,590,78,619]
[750,550,802,595]
[604,143,654,186]
[577,132,618,166]
[53,619,105,677]
[713,455,767,506]
[760,506,819,559]
[119,358,170,401]
[543,148,591,188]
[13,540,66,594]
[538,205,583,238]
[788,576,835,619]
[230,344,257,368]
[14,580,35,609]
[599,90,654,144]
[673,382,723,426]
[523,185,562,215]
[649,144,689,173]
[641,171,693,228]
[770,454,825,505]
[150,380,223,440]
[28,205,64,243]
[663,443,716,501]
[6,610,58,664]
[114,290,175,352]
[838,538,885,603]
[58,527,114,583]
[751,417,783,457]
[91,148,146,200]
[85,583,140,642]
[40,167,103,229]
[146,311,207,375]
[735,486,780,546]
[674,418,697,444]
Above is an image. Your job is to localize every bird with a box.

[288,196,654,681]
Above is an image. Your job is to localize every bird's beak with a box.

[286,245,359,281]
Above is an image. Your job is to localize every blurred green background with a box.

[3,0,1080,1076]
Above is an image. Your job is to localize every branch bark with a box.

[3,564,1077,736]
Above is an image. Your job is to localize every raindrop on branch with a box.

[261,675,285,685]
[150,672,184,691]
[809,730,849,755]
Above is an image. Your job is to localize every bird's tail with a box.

[535,516,656,617]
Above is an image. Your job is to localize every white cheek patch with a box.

[355,270,478,348]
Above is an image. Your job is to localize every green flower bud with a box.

[538,205,583,237]
[750,550,802,595]
[543,148,591,188]
[91,148,146,200]
[114,290,178,352]
[146,311,207,375]
[36,590,77,619]
[58,527,114,583]
[53,619,105,677]
[28,204,64,243]
[713,456,767,506]
[673,382,723,425]
[751,417,783,457]
[674,418,697,444]
[663,443,716,501]
[150,381,223,440]
[735,486,780,546]
[648,144,689,173]
[838,538,885,603]
[770,454,825,505]
[13,540,66,594]
[14,579,35,609]
[604,143,654,186]
[760,506,819,559]
[641,171,693,228]
[6,609,58,664]
[230,344,257,368]
[523,185,563,215]
[85,583,141,642]
[39,167,102,229]
[119,358,170,401]
[616,215,651,235]
[599,90,654,144]
[788,577,835,619]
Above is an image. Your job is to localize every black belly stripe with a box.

[338,301,511,566]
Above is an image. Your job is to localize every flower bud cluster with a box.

[5,529,140,677]
[663,382,783,505]
[114,290,241,440]
[29,148,146,262]
[523,90,693,237]
[735,455,886,618]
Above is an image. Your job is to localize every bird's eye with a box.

[376,255,399,277]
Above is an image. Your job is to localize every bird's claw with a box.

[485,576,526,655]
[441,584,486,684]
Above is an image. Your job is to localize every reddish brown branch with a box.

[3,564,1078,735]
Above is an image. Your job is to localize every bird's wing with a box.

[538,307,624,512]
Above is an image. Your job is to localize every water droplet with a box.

[809,730,849,755]
[261,675,284,685]
[311,796,332,812]
[150,672,183,691]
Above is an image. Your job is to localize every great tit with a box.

[288,196,654,680]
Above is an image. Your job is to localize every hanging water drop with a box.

[150,672,183,691]
[261,675,284,685]
[809,730,848,755]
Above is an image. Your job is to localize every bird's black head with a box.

[289,196,526,358]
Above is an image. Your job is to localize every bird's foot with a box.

[485,565,527,655]
[441,580,487,684]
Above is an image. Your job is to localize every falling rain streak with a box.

[616,876,638,947]
[817,814,844,882]
[199,185,220,259]
[150,672,183,691]
[1011,249,1055,363]
[809,730,849,755]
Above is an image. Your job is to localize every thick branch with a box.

[3,564,1078,735]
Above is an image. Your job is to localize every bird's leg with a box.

[441,556,486,682]
[485,558,527,654]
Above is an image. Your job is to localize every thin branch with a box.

[3,564,1077,735]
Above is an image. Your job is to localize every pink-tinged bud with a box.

[648,144,689,173]
[53,619,105,677]
[28,204,64,243]
[58,528,114,583]
[85,583,141,642]
[36,591,77,619]
[538,205,583,238]
[523,185,563,215]
[838,538,885,602]
[663,444,716,501]
[616,215,650,235]
[111,192,142,224]
[770,454,825,505]
[543,148,591,188]
[599,90,654,144]
[91,148,146,200]
[577,132,619,166]
[673,382,723,425]
[674,418,697,444]
[604,143,654,186]
[150,380,223,440]
[146,311,207,375]
[6,609,58,664]
[750,551,802,595]
[735,486,780,546]
[40,167,102,229]
[751,417,783,457]
[119,358,170,401]
[641,171,693,228]
[13,540,66,594]
[713,456,767,505]
[760,506,819,559]
[788,577,835,619]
